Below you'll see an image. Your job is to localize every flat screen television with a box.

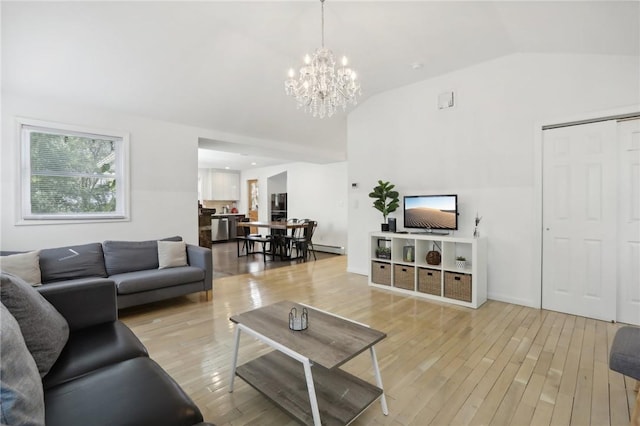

[403,194,458,231]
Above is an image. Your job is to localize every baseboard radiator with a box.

[312,244,345,255]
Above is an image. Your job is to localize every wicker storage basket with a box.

[444,272,472,302]
[371,261,391,286]
[393,265,415,290]
[418,268,441,295]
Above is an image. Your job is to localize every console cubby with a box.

[369,232,487,308]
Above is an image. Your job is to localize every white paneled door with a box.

[542,121,617,322]
[617,119,640,326]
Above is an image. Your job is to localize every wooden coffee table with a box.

[229,300,388,426]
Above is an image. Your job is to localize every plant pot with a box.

[376,251,391,260]
[381,223,389,232]
[456,260,466,269]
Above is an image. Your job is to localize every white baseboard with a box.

[487,292,539,309]
[313,244,345,255]
[347,267,368,276]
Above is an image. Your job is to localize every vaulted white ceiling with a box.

[3,1,638,169]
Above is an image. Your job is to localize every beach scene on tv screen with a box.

[405,196,456,229]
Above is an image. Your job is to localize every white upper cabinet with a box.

[199,169,240,201]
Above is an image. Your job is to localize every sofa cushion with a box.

[0,303,45,426]
[609,326,640,381]
[40,243,107,283]
[39,276,114,290]
[37,279,117,332]
[102,236,182,275]
[43,321,148,389]
[0,250,42,286]
[158,240,188,269]
[103,240,159,275]
[0,273,69,377]
[110,266,204,295]
[44,357,204,426]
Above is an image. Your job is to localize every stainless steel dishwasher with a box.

[211,216,229,242]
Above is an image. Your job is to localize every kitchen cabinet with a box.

[198,169,240,201]
[198,168,213,200]
[211,171,240,200]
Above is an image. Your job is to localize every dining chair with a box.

[305,220,317,260]
[285,218,303,258]
[291,220,317,261]
[262,217,285,260]
[248,234,273,263]
[236,217,263,257]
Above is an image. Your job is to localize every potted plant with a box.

[456,256,466,269]
[369,180,400,231]
[375,246,391,259]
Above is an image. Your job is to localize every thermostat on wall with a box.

[438,91,455,109]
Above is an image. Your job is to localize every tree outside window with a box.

[20,120,129,221]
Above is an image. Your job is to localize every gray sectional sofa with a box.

[2,236,213,309]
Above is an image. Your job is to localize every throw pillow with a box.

[0,302,45,426]
[0,250,42,286]
[0,273,69,377]
[157,240,187,269]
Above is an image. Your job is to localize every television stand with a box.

[410,230,450,236]
[368,232,487,309]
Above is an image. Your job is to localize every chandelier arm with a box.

[320,0,325,48]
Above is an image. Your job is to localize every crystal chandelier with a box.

[284,0,361,118]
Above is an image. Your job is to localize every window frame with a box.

[18,118,130,223]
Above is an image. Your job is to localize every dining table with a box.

[236,221,308,260]
[237,221,306,231]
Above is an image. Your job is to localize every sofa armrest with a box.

[37,280,117,331]
[186,244,212,291]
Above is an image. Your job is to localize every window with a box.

[19,119,129,221]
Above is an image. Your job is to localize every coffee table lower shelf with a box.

[236,350,383,426]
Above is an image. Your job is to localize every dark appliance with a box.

[270,193,287,221]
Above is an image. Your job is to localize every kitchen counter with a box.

[199,211,246,246]
[210,214,246,243]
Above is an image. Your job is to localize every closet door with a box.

[617,119,640,326]
[542,121,617,322]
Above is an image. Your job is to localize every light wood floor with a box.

[120,256,637,426]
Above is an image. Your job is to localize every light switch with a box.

[438,91,454,109]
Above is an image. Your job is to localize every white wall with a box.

[347,53,640,307]
[241,162,348,251]
[267,172,287,196]
[1,93,350,253]
[2,94,206,249]
[0,92,306,250]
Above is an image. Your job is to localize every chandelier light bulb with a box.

[284,0,361,118]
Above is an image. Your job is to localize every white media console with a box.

[369,232,487,309]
